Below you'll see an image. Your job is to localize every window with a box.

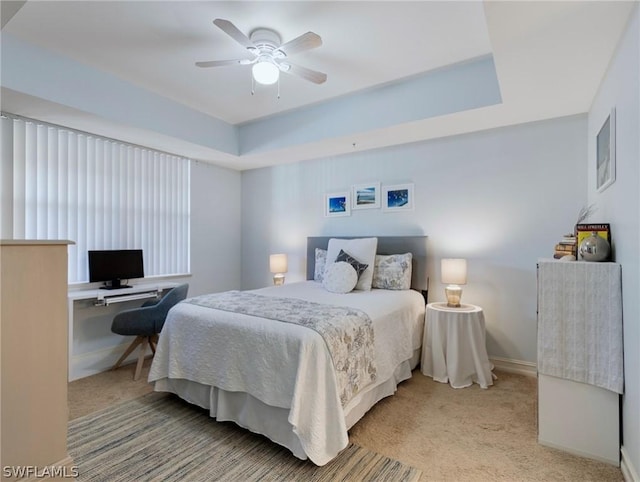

[1,114,190,283]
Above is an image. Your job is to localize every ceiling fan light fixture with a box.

[198,20,326,87]
[252,59,280,85]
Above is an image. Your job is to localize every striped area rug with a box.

[68,392,422,481]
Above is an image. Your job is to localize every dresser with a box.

[1,240,74,478]
[537,259,622,465]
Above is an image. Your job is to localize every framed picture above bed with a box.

[351,182,381,210]
[383,183,414,212]
[325,192,351,217]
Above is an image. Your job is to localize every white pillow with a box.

[314,248,327,282]
[372,253,413,290]
[323,261,358,293]
[324,237,378,291]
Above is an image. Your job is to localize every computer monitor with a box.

[88,249,144,289]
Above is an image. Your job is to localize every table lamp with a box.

[269,254,288,285]
[441,258,467,307]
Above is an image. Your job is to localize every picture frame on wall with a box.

[325,192,351,217]
[383,183,414,212]
[351,182,381,210]
[596,107,616,193]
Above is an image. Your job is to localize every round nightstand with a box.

[420,302,495,388]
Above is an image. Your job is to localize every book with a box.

[575,223,611,250]
[554,252,575,259]
[554,244,575,252]
[559,238,577,245]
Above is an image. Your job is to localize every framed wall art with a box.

[324,192,351,217]
[351,182,381,210]
[383,183,414,212]
[596,107,616,193]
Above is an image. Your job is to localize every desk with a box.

[67,281,178,380]
[421,302,494,389]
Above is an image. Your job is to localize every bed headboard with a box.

[306,236,429,301]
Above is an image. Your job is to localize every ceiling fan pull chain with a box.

[251,76,255,96]
[277,77,281,99]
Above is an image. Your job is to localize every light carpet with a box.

[68,391,422,481]
[69,363,624,481]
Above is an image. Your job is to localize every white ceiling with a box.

[1,1,636,170]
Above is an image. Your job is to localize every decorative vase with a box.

[579,231,610,262]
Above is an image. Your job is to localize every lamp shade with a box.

[269,254,288,274]
[441,258,467,285]
[252,59,280,85]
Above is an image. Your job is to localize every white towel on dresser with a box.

[537,260,623,394]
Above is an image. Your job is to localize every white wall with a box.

[187,160,242,296]
[241,115,587,365]
[587,6,639,478]
[70,160,242,379]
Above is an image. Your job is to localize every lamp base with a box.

[445,285,463,308]
[273,274,285,286]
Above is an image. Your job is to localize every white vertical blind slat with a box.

[89,139,96,251]
[36,124,48,238]
[58,131,68,240]
[152,153,160,275]
[140,149,149,269]
[67,131,80,281]
[127,147,135,249]
[77,135,88,280]
[47,127,58,238]
[133,149,141,250]
[0,115,191,283]
[12,120,26,238]
[1,117,15,238]
[24,123,37,237]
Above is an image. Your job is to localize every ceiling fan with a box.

[196,19,327,86]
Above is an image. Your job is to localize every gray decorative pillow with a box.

[323,261,358,293]
[335,249,368,280]
[372,253,413,290]
[314,248,327,282]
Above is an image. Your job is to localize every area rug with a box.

[68,392,422,481]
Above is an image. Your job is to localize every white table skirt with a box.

[421,302,494,389]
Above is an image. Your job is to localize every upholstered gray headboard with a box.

[306,236,429,301]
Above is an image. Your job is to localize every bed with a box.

[149,236,428,465]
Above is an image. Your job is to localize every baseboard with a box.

[538,438,619,466]
[490,356,537,377]
[69,343,150,381]
[622,446,640,482]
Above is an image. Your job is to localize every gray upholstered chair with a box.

[111,283,189,380]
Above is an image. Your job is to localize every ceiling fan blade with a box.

[277,32,322,57]
[213,18,256,50]
[280,61,327,84]
[195,59,253,68]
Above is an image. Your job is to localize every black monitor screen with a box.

[88,249,144,289]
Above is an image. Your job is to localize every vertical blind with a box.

[1,115,191,283]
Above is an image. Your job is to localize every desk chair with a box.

[111,283,189,380]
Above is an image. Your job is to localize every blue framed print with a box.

[325,192,351,217]
[383,183,414,212]
[351,182,381,210]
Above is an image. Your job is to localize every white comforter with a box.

[149,281,425,465]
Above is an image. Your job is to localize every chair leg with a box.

[149,335,157,355]
[134,337,149,381]
[112,336,144,371]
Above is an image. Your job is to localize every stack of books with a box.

[554,234,577,259]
